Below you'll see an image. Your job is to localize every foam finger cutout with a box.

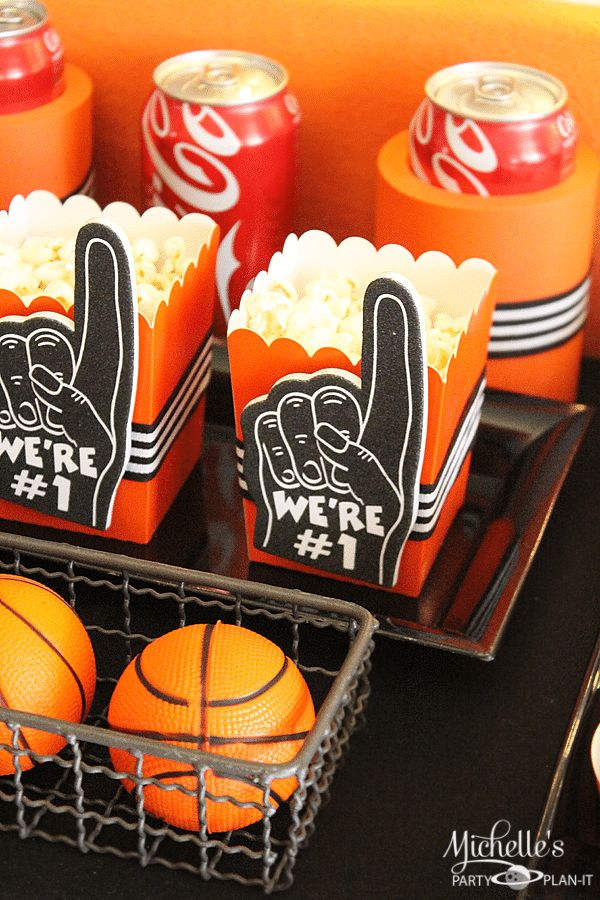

[376,131,600,402]
[0,191,218,540]
[228,231,496,597]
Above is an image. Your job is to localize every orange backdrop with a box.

[47,0,600,354]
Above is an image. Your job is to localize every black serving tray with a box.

[232,391,592,660]
[0,389,592,662]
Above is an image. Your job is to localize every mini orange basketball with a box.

[0,574,96,776]
[108,622,316,833]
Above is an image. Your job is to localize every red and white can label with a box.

[141,86,299,336]
[408,96,578,196]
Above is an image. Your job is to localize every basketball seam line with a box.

[113,725,310,745]
[0,594,86,721]
[207,655,289,708]
[198,623,215,828]
[135,654,189,707]
[0,576,71,609]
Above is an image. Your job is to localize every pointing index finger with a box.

[359,274,427,488]
[72,221,138,430]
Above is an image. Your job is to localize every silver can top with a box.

[154,50,288,106]
[0,0,47,37]
[426,62,568,122]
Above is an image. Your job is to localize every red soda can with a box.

[0,0,64,113]
[408,62,578,196]
[141,50,300,337]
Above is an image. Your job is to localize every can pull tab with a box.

[475,74,515,103]
[0,8,26,25]
[181,61,241,97]
[201,61,241,87]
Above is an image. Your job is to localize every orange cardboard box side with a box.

[229,279,495,597]
[0,232,219,542]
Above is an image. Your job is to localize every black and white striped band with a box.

[125,332,212,482]
[489,274,590,360]
[411,374,485,540]
[236,372,485,542]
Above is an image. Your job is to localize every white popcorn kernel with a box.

[4,261,36,294]
[246,308,270,338]
[133,237,160,263]
[419,293,437,317]
[327,331,354,355]
[0,243,20,272]
[325,293,352,320]
[57,237,76,262]
[137,282,163,307]
[135,259,157,283]
[285,310,312,341]
[34,260,70,287]
[44,279,75,308]
[153,272,174,293]
[160,257,177,277]
[20,236,54,266]
[303,327,337,356]
[295,296,339,332]
[270,279,298,302]
[343,313,364,341]
[163,236,186,260]
[174,255,194,277]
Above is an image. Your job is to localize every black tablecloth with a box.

[2,362,600,900]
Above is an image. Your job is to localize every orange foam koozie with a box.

[376,131,600,402]
[0,64,93,207]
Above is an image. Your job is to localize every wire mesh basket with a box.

[0,530,377,893]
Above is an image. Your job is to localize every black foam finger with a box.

[0,331,41,429]
[71,221,138,528]
[256,411,298,488]
[72,221,138,429]
[313,385,362,442]
[27,328,76,433]
[313,385,362,491]
[359,276,427,488]
[277,391,325,489]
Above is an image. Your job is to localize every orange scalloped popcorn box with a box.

[228,231,496,598]
[0,191,218,543]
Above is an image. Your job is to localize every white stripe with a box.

[491,291,588,340]
[130,339,212,445]
[416,385,484,512]
[488,306,587,355]
[125,368,211,475]
[128,355,211,459]
[128,365,211,465]
[412,412,480,533]
[492,278,590,324]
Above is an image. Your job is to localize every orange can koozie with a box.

[376,131,600,402]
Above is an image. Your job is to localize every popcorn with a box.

[0,235,195,326]
[242,271,470,376]
[44,279,74,311]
